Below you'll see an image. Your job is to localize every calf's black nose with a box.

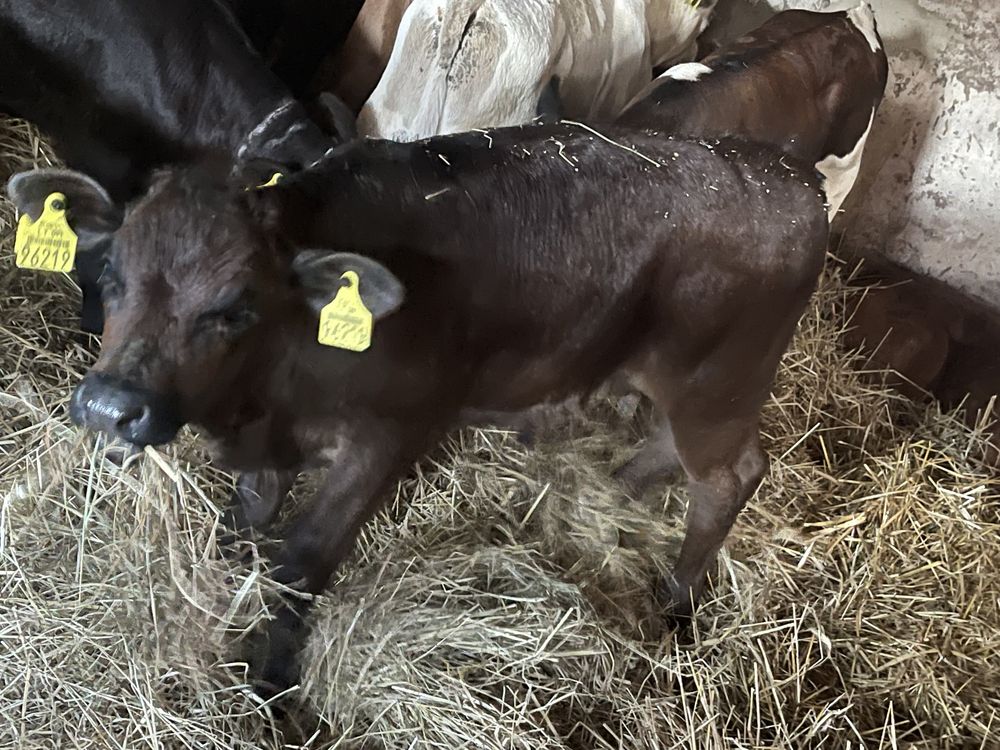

[70,373,182,447]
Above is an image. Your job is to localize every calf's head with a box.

[7,167,404,448]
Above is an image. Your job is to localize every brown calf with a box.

[617,3,889,220]
[845,261,1000,465]
[10,124,828,689]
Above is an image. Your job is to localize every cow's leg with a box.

[220,469,297,547]
[626,340,774,622]
[664,416,767,620]
[250,426,417,692]
[613,419,682,497]
[459,407,540,444]
[75,250,106,335]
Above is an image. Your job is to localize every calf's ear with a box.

[6,169,123,250]
[292,250,405,320]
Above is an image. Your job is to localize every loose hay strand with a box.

[0,116,998,749]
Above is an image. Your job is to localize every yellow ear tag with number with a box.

[318,271,373,352]
[14,192,78,273]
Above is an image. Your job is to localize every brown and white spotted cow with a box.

[618,2,889,220]
[310,0,415,112]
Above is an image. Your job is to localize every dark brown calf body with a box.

[11,123,828,688]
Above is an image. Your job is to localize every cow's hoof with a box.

[218,510,256,563]
[244,638,300,703]
[654,577,697,634]
[611,463,643,503]
[244,606,308,701]
[514,427,536,447]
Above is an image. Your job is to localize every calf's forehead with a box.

[115,186,264,276]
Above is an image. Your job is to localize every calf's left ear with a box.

[292,250,405,320]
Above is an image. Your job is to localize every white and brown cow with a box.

[357,0,717,140]
[310,0,415,112]
[618,2,889,220]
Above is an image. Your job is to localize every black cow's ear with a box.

[292,250,405,320]
[6,169,122,250]
[314,92,358,142]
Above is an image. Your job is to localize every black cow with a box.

[0,0,354,333]
[227,0,366,98]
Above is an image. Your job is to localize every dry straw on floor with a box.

[0,116,997,749]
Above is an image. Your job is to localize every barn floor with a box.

[1,118,998,749]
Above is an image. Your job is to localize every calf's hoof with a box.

[611,461,645,502]
[244,606,309,700]
[654,576,698,633]
[217,509,257,563]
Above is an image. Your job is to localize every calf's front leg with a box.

[219,469,297,550]
[250,426,416,692]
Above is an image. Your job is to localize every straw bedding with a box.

[1,116,997,749]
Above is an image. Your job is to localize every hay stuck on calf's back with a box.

[0,117,998,748]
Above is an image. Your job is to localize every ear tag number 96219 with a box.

[14,192,78,273]
[318,271,373,352]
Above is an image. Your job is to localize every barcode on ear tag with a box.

[14,192,78,273]
[318,271,373,351]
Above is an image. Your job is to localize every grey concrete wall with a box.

[706,0,1000,308]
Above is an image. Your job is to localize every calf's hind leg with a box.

[663,416,767,620]
[627,353,772,622]
[613,419,683,498]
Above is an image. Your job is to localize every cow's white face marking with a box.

[816,108,876,221]
[660,62,713,82]
[847,2,881,53]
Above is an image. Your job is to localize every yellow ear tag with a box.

[317,271,373,352]
[243,172,284,192]
[14,192,78,273]
[257,172,284,189]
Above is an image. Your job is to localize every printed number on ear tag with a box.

[318,271,373,352]
[14,192,78,273]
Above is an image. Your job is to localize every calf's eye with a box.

[195,299,258,338]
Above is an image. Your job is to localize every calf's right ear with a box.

[6,169,124,249]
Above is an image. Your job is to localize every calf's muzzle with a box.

[70,373,182,447]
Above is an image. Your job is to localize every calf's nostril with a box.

[115,404,150,432]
